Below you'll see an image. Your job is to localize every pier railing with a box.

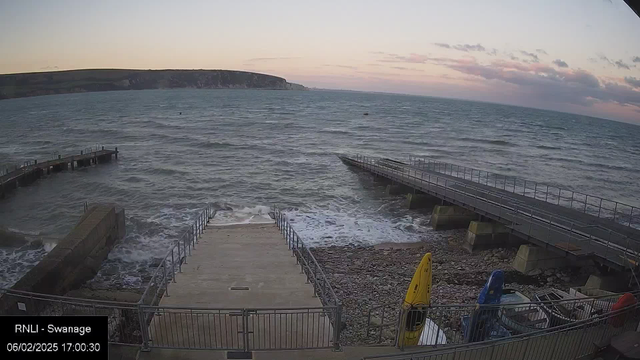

[408,156,640,230]
[347,155,640,269]
[362,301,640,360]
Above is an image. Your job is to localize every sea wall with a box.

[0,204,125,314]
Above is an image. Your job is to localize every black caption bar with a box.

[1,316,108,359]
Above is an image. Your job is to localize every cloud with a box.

[453,43,485,52]
[633,56,640,63]
[552,59,569,68]
[369,50,640,113]
[536,49,548,55]
[445,59,640,108]
[520,51,540,63]
[614,60,631,70]
[324,64,357,70]
[433,42,485,52]
[40,66,59,70]
[391,66,424,72]
[594,54,634,69]
[246,57,300,62]
[625,77,640,88]
[487,48,498,56]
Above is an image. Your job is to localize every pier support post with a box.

[512,245,570,274]
[386,184,412,196]
[462,221,519,253]
[405,193,439,210]
[430,205,477,230]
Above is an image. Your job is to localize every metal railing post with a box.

[171,249,176,283]
[162,262,169,297]
[570,191,574,208]
[138,304,150,351]
[177,239,182,272]
[333,304,342,351]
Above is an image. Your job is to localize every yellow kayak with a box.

[402,252,432,346]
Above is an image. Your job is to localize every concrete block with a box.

[405,193,439,210]
[386,184,413,195]
[430,205,476,230]
[512,244,570,274]
[463,221,511,253]
[584,275,627,293]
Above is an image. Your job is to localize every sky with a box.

[1,0,640,123]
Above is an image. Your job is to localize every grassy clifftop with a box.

[0,69,306,100]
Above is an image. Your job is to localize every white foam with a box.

[285,204,432,247]
[7,227,41,236]
[211,205,274,226]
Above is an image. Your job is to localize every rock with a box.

[0,227,30,247]
[527,269,542,276]
[544,269,554,276]
[561,276,571,282]
[369,316,382,327]
[547,277,555,283]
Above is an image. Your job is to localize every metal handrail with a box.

[139,203,217,305]
[272,206,342,350]
[348,154,640,267]
[272,206,340,307]
[363,301,640,359]
[409,155,639,229]
[366,289,638,347]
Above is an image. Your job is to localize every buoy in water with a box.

[363,112,369,116]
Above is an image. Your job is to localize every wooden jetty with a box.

[0,147,118,199]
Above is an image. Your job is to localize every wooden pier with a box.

[0,147,118,199]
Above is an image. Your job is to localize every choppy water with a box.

[1,89,639,289]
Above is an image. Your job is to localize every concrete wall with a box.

[0,204,125,314]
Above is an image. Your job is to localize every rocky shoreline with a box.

[312,230,596,345]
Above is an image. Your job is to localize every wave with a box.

[6,227,42,236]
[458,137,517,147]
[210,204,273,226]
[319,128,353,135]
[535,145,562,150]
[147,167,191,176]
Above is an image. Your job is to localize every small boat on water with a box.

[499,288,550,334]
[534,288,597,326]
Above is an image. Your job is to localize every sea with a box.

[1,89,639,289]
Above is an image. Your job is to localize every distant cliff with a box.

[0,69,307,100]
